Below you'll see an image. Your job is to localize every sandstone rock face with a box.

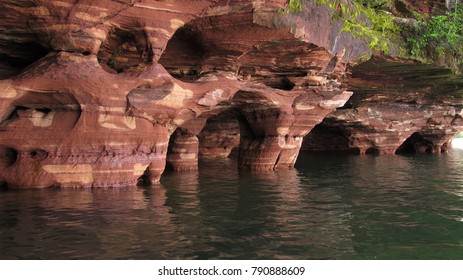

[0,0,359,188]
[398,0,448,15]
[302,56,463,155]
[198,111,240,159]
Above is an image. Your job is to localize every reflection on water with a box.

[2,151,463,259]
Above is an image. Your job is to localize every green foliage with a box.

[355,0,392,9]
[315,0,400,54]
[289,0,303,12]
[408,4,463,72]
[284,0,463,71]
[411,11,425,22]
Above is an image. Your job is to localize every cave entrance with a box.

[166,88,308,174]
[0,146,18,171]
[395,131,451,154]
[301,122,351,153]
[158,25,207,82]
[0,42,49,79]
[395,133,419,154]
[165,109,241,173]
[198,110,241,161]
[263,76,296,91]
[97,28,153,73]
[300,120,365,155]
[0,91,82,129]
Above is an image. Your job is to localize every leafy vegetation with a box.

[315,0,399,53]
[407,3,463,73]
[283,0,463,72]
[354,0,392,9]
[288,0,303,12]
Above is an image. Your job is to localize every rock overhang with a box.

[1,0,460,188]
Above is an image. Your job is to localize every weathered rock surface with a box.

[0,0,358,188]
[2,0,462,189]
[302,56,463,155]
[392,0,448,16]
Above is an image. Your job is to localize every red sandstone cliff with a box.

[0,0,358,188]
[302,56,463,155]
[0,0,462,188]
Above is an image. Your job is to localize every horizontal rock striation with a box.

[0,0,360,188]
[2,1,462,189]
[302,56,463,155]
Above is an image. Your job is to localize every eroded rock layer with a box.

[2,0,462,189]
[0,0,360,188]
[302,56,463,155]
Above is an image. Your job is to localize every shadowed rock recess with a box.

[0,0,462,188]
[302,56,463,155]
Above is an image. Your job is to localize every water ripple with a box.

[2,151,463,259]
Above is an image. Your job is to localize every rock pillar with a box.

[238,135,303,171]
[167,118,207,171]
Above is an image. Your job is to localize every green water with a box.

[1,149,463,259]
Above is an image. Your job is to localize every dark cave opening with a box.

[0,42,49,79]
[263,76,296,91]
[395,132,435,154]
[97,28,148,73]
[0,146,18,169]
[0,42,48,68]
[158,26,207,81]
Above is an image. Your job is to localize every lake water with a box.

[2,146,463,259]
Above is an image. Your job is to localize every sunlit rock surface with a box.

[1,1,462,189]
[0,0,358,188]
